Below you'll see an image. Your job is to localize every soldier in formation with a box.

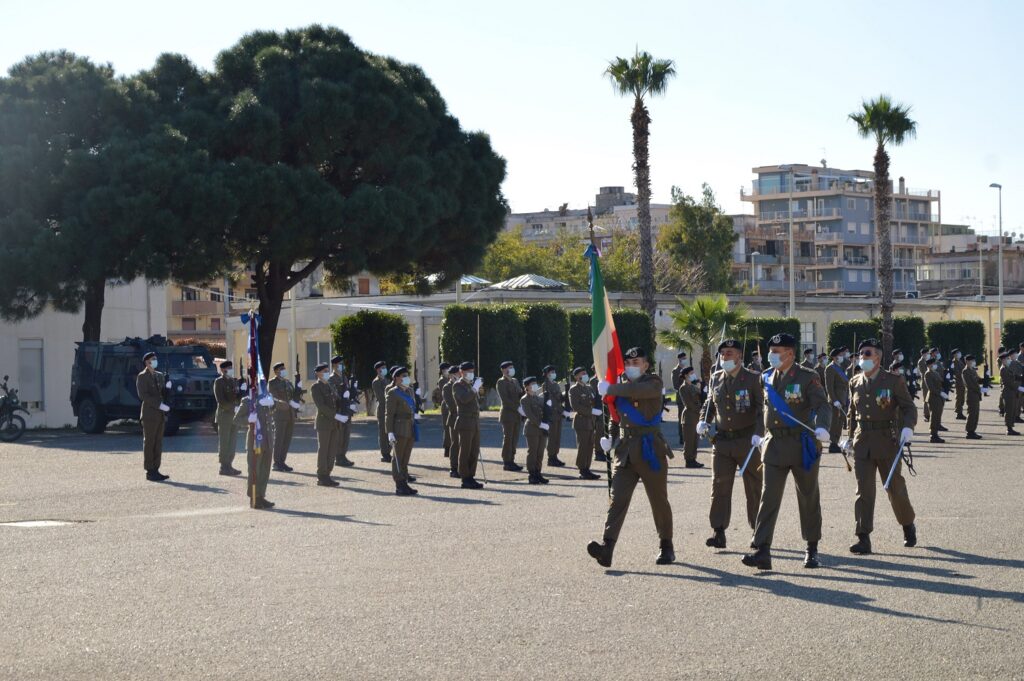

[542,365,566,468]
[213,360,241,476]
[454,361,485,489]
[520,376,549,484]
[268,362,299,473]
[328,356,355,468]
[137,351,170,482]
[924,357,947,443]
[310,363,341,487]
[999,351,1022,436]
[962,354,983,440]
[372,360,393,463]
[671,351,689,445]
[233,387,280,509]
[569,367,601,480]
[385,366,419,496]
[824,348,849,454]
[677,366,703,469]
[496,360,524,472]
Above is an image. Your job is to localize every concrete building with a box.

[917,227,1024,296]
[0,279,167,428]
[738,163,940,296]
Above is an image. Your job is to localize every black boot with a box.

[381,454,393,463]
[742,545,772,570]
[461,477,484,489]
[828,443,842,454]
[804,542,820,568]
[966,431,982,440]
[849,533,872,555]
[684,459,705,469]
[579,469,600,480]
[396,481,418,496]
[547,457,565,467]
[655,539,676,565]
[587,538,615,568]
[930,434,945,443]
[219,466,241,476]
[955,413,966,420]
[528,473,544,485]
[937,425,949,432]
[503,462,523,472]
[449,469,460,478]
[705,528,726,549]
[317,476,340,487]
[903,523,917,548]
[1008,428,1021,436]
[337,456,355,468]
[595,452,608,462]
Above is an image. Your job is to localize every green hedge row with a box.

[826,315,926,356]
[746,317,800,361]
[1002,319,1024,352]
[330,310,411,388]
[926,320,985,360]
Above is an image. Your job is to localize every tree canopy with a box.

[658,184,737,293]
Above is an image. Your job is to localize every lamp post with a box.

[990,183,1003,337]
[749,251,760,290]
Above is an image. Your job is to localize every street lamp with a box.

[990,183,1003,337]
[749,251,761,290]
[780,166,796,316]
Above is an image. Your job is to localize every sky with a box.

[3,0,1021,236]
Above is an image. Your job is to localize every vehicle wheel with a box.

[77,397,107,434]
[0,414,26,442]
[163,412,181,437]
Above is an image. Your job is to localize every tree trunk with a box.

[81,278,106,342]
[631,97,656,334]
[874,143,894,364]
[252,263,285,379]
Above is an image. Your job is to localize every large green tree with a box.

[658,184,737,293]
[657,294,751,381]
[605,49,675,331]
[850,95,917,363]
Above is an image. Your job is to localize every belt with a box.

[714,424,755,441]
[858,419,897,432]
[623,425,661,437]
[766,426,803,438]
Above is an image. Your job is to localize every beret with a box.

[272,362,285,370]
[523,376,538,386]
[681,366,694,377]
[893,348,902,354]
[920,348,930,354]
[964,354,976,361]
[500,360,514,369]
[439,362,452,372]
[676,351,687,359]
[390,366,408,378]
[999,351,1011,360]
[572,366,587,376]
[447,365,462,375]
[857,338,882,351]
[542,365,556,373]
[767,333,796,348]
[331,355,343,364]
[718,339,740,353]
[803,348,815,354]
[143,351,157,361]
[314,363,329,372]
[373,360,388,370]
[829,348,842,358]
[220,360,233,369]
[460,361,475,370]
[951,348,960,354]
[929,347,939,353]
[925,357,936,365]
[624,346,647,359]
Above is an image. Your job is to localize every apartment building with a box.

[916,226,1024,296]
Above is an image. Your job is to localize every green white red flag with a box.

[586,243,624,421]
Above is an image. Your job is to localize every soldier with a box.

[587,347,675,568]
[521,376,549,484]
[542,365,566,467]
[748,349,763,373]
[742,333,830,571]
[696,339,764,549]
[671,351,689,445]
[454,361,485,488]
[999,351,1022,436]
[385,366,419,496]
[136,351,170,482]
[568,367,601,480]
[310,364,341,487]
[678,366,703,468]
[845,339,918,554]
[996,346,1007,417]
[924,358,947,443]
[434,363,452,458]
[370,360,393,463]
[962,354,983,440]
[213,360,242,476]
[815,353,828,385]
[268,362,300,473]
[442,364,462,477]
[801,348,816,370]
[950,349,966,420]
[1015,344,1024,422]
[233,389,279,509]
[496,360,525,472]
[589,367,608,463]
[824,348,850,454]
[328,356,355,468]
[917,349,931,421]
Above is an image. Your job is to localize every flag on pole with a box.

[240,311,267,459]
[586,243,624,422]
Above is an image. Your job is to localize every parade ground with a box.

[2,395,1022,681]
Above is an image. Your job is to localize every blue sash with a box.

[762,369,819,471]
[614,397,663,472]
[396,389,420,442]
[830,364,848,383]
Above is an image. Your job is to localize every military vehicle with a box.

[70,335,218,435]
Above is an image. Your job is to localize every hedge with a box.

[174,338,227,359]
[612,309,656,361]
[1002,319,1024,353]
[568,309,593,371]
[746,317,800,362]
[827,320,879,355]
[519,303,570,379]
[827,315,926,358]
[331,310,411,389]
[926,320,985,361]
[888,315,927,357]
[439,304,526,387]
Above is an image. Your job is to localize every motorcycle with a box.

[0,375,29,442]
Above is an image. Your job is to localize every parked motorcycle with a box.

[0,375,28,442]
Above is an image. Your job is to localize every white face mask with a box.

[624,366,642,381]
[968,361,976,369]
[506,368,515,377]
[530,383,543,394]
[149,359,159,370]
[279,370,288,378]
[688,373,699,383]
[402,376,412,387]
[895,354,903,363]
[679,359,689,368]
[578,374,589,383]
[935,353,941,361]
[378,368,387,377]
[720,359,736,372]
[547,372,557,382]
[318,371,329,382]
[334,366,343,375]
[859,358,875,372]
[223,369,233,377]
[464,372,475,382]
[767,352,783,369]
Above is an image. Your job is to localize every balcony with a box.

[750,279,815,292]
[757,208,842,222]
[815,231,844,244]
[893,211,938,223]
[891,233,930,245]
[171,300,221,316]
[811,281,845,294]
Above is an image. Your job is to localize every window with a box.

[861,271,871,283]
[210,317,221,331]
[863,199,870,211]
[800,241,812,257]
[848,271,857,283]
[305,341,332,381]
[860,222,870,235]
[357,278,370,295]
[181,287,199,301]
[18,338,43,410]
[800,322,815,348]
[210,288,222,302]
[182,318,196,331]
[847,221,857,234]
[245,289,258,301]
[847,198,855,210]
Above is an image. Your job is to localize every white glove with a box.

[839,437,853,454]
[388,432,397,443]
[751,434,763,448]
[599,436,613,452]
[338,414,350,424]
[562,410,572,418]
[247,412,257,424]
[258,395,274,408]
[472,378,483,392]
[833,400,842,409]
[158,403,170,413]
[414,413,421,421]
[597,380,610,396]
[900,427,913,444]
[334,414,345,423]
[814,427,830,443]
[546,399,552,407]
[591,408,603,416]
[540,422,550,431]
[239,381,247,390]
[343,390,350,399]
[940,392,950,400]
[1018,387,1024,394]
[981,387,990,396]
[165,380,172,389]
[295,380,302,388]
[696,421,709,435]
[912,369,920,376]
[517,406,527,417]
[288,400,300,409]
[415,388,422,397]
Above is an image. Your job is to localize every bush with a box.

[1002,319,1024,353]
[331,310,411,388]
[568,309,593,371]
[926,320,985,361]
[612,309,655,360]
[519,303,570,378]
[888,315,926,357]
[174,338,227,359]
[746,317,800,362]
[827,320,879,355]
[440,304,526,387]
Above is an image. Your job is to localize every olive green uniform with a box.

[385,384,416,483]
[454,379,481,479]
[924,367,945,437]
[543,378,564,460]
[213,374,240,469]
[520,392,547,475]
[671,364,686,443]
[372,374,392,459]
[847,369,917,535]
[569,381,596,472]
[136,369,167,473]
[678,381,701,463]
[268,375,297,467]
[442,379,459,474]
[496,375,524,465]
[436,376,452,458]
[589,376,606,459]
[950,357,966,417]
[603,374,674,543]
[233,396,277,504]
[751,364,830,549]
[705,367,764,531]
[917,355,931,421]
[963,365,981,434]
[824,361,850,446]
[328,372,354,463]
[311,380,339,479]
[1000,363,1020,431]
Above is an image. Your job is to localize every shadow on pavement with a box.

[268,507,389,526]
[159,480,231,495]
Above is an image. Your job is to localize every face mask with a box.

[895,354,903,363]
[548,372,557,382]
[224,369,233,377]
[720,359,736,372]
[318,372,329,382]
[507,368,515,377]
[379,368,387,377]
[752,357,760,364]
[767,352,783,369]
[578,374,589,383]
[679,359,689,368]
[859,358,875,372]
[150,359,159,370]
[279,370,288,378]
[688,373,699,383]
[464,372,475,382]
[530,384,543,394]
[335,365,343,374]
[624,366,642,381]
[402,376,412,387]
[935,353,941,361]
[954,353,961,359]
[968,361,976,369]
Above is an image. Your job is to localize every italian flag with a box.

[586,243,624,421]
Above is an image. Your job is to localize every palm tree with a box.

[657,294,752,381]
[605,49,676,332]
[849,95,917,364]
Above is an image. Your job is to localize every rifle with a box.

[562,371,572,421]
[291,353,306,408]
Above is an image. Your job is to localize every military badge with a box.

[876,388,892,409]
[735,389,750,412]
[785,383,802,404]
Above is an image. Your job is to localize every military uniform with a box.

[454,375,483,484]
[520,388,547,479]
[801,355,816,371]
[233,396,277,507]
[924,366,945,438]
[385,382,416,486]
[824,360,850,447]
[496,374,524,466]
[136,368,167,475]
[678,380,702,464]
[311,378,339,482]
[543,375,565,464]
[435,374,452,458]
[268,374,297,469]
[442,374,460,475]
[589,375,607,461]
[328,369,357,465]
[671,362,686,444]
[748,357,763,373]
[917,354,931,421]
[372,372,392,462]
[950,356,966,418]
[962,362,981,437]
[569,379,597,474]
[213,373,241,471]
[1000,359,1021,433]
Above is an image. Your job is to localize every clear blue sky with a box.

[3,0,1021,235]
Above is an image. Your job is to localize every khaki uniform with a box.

[1015,360,1024,418]
[268,375,296,467]
[917,356,931,421]
[824,361,850,446]
[385,384,416,483]
[603,374,674,543]
[496,375,524,465]
[569,381,596,471]
[751,363,830,548]
[924,368,945,436]
[436,376,451,458]
[671,364,686,443]
[213,374,240,469]
[232,396,276,503]
[801,358,816,371]
[1000,363,1020,431]
[520,392,547,475]
[847,370,917,535]
[372,374,392,458]
[442,379,459,474]
[705,367,764,531]
[311,380,339,479]
[589,376,606,459]
[544,378,564,460]
[950,357,966,417]
[963,365,981,434]
[453,379,481,479]
[678,381,702,463]
[748,359,763,373]
[136,369,167,472]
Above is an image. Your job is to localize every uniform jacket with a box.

[824,361,850,407]
[311,380,339,431]
[847,369,916,459]
[924,368,945,401]
[951,358,966,387]
[214,375,240,417]
[453,378,480,429]
[136,369,166,420]
[962,365,981,401]
[520,392,546,434]
[1000,363,1021,392]
[705,367,764,437]
[678,381,702,420]
[671,365,686,392]
[268,375,297,418]
[496,376,524,415]
[442,378,458,427]
[328,372,356,417]
[372,375,389,415]
[762,363,830,466]
[569,381,595,431]
[385,384,415,439]
[606,374,672,461]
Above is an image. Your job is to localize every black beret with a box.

[829,348,842,358]
[523,376,538,386]
[220,360,233,369]
[767,333,796,348]
[803,348,814,355]
[500,361,514,369]
[858,338,882,351]
[892,348,902,355]
[314,363,329,372]
[681,366,694,377]
[447,365,461,375]
[920,348,929,354]
[964,354,976,361]
[676,351,687,359]
[624,347,647,359]
[542,365,556,373]
[373,360,388,370]
[439,362,452,372]
[951,348,960,354]
[331,355,343,364]
[839,346,849,353]
[460,361,475,370]
[750,349,760,356]
[929,347,939,353]
[999,351,1011,360]
[572,367,587,377]
[718,339,740,353]
[272,362,285,370]
[817,353,827,360]
[925,357,936,365]
[1019,342,1024,348]
[998,346,1005,352]
[143,351,157,361]
[390,366,408,379]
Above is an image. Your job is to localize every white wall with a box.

[0,280,166,429]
